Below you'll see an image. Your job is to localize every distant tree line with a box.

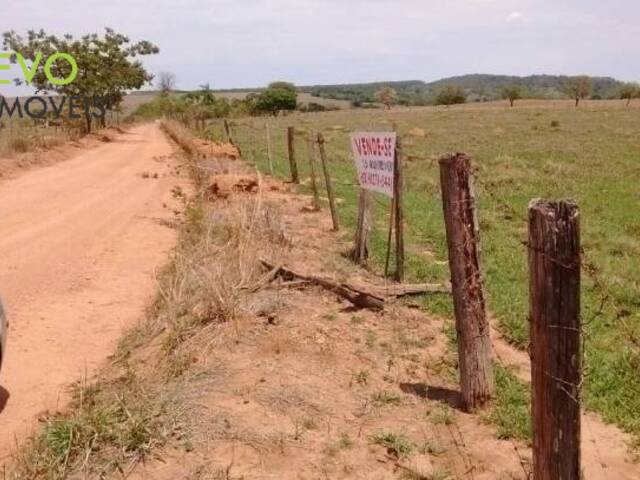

[136,73,640,125]
[134,80,326,125]
[303,74,638,108]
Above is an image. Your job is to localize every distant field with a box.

[123,90,352,112]
[203,99,640,442]
[216,91,352,109]
[121,91,160,115]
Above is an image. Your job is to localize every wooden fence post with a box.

[287,126,300,184]
[224,119,242,157]
[384,202,395,277]
[528,199,581,480]
[307,135,321,210]
[353,188,372,264]
[317,133,340,231]
[439,152,493,410]
[266,122,274,175]
[394,137,405,282]
[224,119,233,143]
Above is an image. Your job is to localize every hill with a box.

[127,74,628,111]
[301,74,627,105]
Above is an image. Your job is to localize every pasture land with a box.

[212,90,353,109]
[124,89,353,112]
[206,99,640,442]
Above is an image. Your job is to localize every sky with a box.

[3,0,639,94]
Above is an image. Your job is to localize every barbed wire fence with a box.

[201,115,629,478]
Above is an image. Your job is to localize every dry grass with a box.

[0,129,68,157]
[160,120,200,160]
[155,196,290,364]
[6,122,291,479]
[5,113,583,480]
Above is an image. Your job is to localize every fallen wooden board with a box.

[260,259,385,310]
[346,280,451,297]
[259,259,450,311]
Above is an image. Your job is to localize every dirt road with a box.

[0,123,179,460]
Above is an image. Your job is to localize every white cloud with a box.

[507,11,523,22]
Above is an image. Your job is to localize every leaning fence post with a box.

[394,136,405,282]
[317,133,340,231]
[353,188,372,264]
[266,122,274,175]
[287,126,300,184]
[224,119,242,157]
[439,152,493,410]
[307,134,321,210]
[224,119,233,143]
[528,199,581,480]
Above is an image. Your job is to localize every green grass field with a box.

[203,99,640,443]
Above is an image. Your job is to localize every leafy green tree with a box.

[435,85,466,106]
[2,28,158,132]
[254,82,298,115]
[501,85,522,107]
[375,86,398,109]
[564,76,592,107]
[267,81,296,93]
[620,82,639,107]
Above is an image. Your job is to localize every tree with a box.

[501,85,522,107]
[254,82,298,115]
[2,28,158,132]
[564,76,592,107]
[185,83,217,105]
[267,81,296,93]
[375,86,398,109]
[436,85,466,106]
[158,72,176,96]
[620,82,639,107]
[181,84,230,130]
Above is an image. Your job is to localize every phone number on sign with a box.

[360,171,393,190]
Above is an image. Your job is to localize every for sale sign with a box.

[350,132,396,198]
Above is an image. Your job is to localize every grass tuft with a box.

[486,364,531,442]
[370,431,415,458]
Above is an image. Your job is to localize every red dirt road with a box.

[0,123,179,460]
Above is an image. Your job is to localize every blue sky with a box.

[3,0,639,94]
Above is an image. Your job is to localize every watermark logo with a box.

[0,51,105,122]
[0,52,78,86]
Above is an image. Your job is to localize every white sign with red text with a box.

[350,132,397,198]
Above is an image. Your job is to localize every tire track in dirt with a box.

[0,122,182,461]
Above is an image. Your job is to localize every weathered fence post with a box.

[384,203,395,277]
[224,119,242,157]
[224,119,233,143]
[307,135,321,211]
[353,188,372,264]
[439,152,493,410]
[394,137,405,282]
[287,126,300,184]
[528,199,581,480]
[266,122,274,175]
[317,133,340,231]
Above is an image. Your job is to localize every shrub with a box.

[435,85,466,106]
[9,136,31,153]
